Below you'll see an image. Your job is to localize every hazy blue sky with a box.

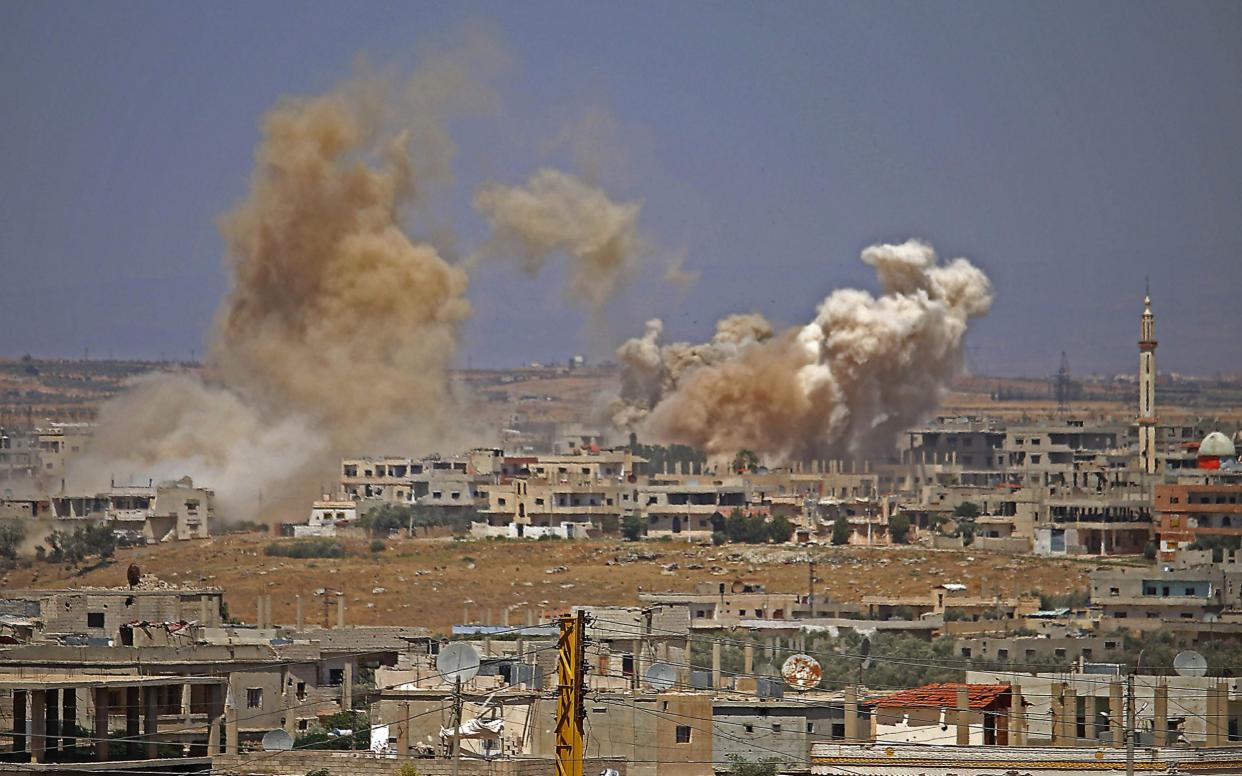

[2,2,1239,376]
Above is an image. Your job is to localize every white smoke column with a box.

[473,168,643,314]
[612,239,992,461]
[72,48,498,521]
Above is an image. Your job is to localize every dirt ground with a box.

[0,534,1102,634]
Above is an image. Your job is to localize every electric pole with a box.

[451,676,463,776]
[555,610,588,776]
[807,558,816,617]
[1125,673,1135,776]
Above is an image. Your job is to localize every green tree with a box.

[953,502,981,519]
[621,515,644,541]
[0,519,25,560]
[732,449,759,474]
[831,514,851,546]
[889,513,911,544]
[766,515,794,544]
[727,756,780,776]
[359,504,413,536]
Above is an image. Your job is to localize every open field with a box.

[0,534,1104,634]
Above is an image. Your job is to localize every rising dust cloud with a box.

[75,37,992,521]
[610,240,993,463]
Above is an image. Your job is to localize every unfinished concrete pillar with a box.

[94,687,109,761]
[206,685,223,755]
[180,682,192,726]
[342,662,354,713]
[743,643,755,676]
[199,596,210,626]
[336,594,346,629]
[296,595,305,630]
[12,689,27,754]
[501,608,510,627]
[1109,681,1124,747]
[483,637,492,657]
[1010,684,1024,746]
[1154,682,1168,747]
[526,608,535,627]
[225,707,238,755]
[256,594,265,628]
[1061,687,1077,745]
[711,641,722,689]
[956,685,970,746]
[142,686,158,759]
[29,690,45,763]
[844,685,858,743]
[1208,680,1227,747]
[1084,693,1097,741]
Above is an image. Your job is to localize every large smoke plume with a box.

[611,240,992,461]
[73,37,655,522]
[74,54,491,520]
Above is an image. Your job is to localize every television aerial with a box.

[437,642,481,685]
[260,729,294,751]
[1173,650,1209,678]
[781,653,823,690]
[643,663,678,691]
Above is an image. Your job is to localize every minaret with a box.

[1138,286,1158,474]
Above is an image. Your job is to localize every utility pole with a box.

[807,558,816,617]
[451,676,463,776]
[1125,673,1135,776]
[555,610,587,776]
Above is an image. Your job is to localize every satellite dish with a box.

[1174,650,1209,678]
[643,663,678,691]
[260,729,294,751]
[781,653,823,690]
[437,642,481,685]
[860,637,873,671]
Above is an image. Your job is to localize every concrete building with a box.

[47,477,214,541]
[640,582,812,630]
[0,586,224,644]
[1088,553,1242,633]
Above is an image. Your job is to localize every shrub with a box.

[265,538,345,559]
[889,513,911,544]
[369,539,387,553]
[44,523,115,564]
[621,515,644,541]
[0,519,25,560]
[711,531,727,546]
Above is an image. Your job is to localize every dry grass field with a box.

[0,533,1102,634]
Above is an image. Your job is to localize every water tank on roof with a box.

[1200,432,1236,459]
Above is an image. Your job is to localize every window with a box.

[1109,587,1120,597]
[1105,641,1118,650]
[961,647,972,658]
[997,648,1009,659]
[246,688,263,708]
[86,612,105,628]
[1054,648,1067,658]
[807,723,815,733]
[298,719,309,731]
[772,723,782,733]
[1114,611,1128,619]
[675,726,692,743]
[329,669,345,686]
[744,724,754,734]
[296,682,306,701]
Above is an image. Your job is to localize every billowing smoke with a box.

[473,168,643,315]
[611,240,992,461]
[73,53,492,520]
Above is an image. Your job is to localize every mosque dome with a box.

[1199,431,1237,459]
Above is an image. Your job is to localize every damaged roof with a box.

[873,683,1011,710]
